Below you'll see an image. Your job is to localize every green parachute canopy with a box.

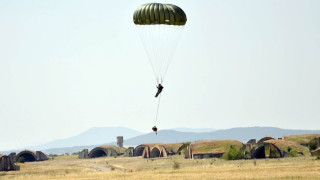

[133,3,187,26]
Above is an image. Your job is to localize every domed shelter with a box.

[17,150,36,162]
[133,143,168,158]
[133,145,148,157]
[88,145,126,158]
[251,139,310,159]
[187,140,244,159]
[15,150,48,162]
[265,139,310,157]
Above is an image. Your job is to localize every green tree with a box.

[223,145,244,160]
[17,156,25,163]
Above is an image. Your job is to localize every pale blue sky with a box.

[0,0,319,150]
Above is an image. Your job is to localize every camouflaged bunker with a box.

[78,135,134,159]
[133,144,168,158]
[7,150,48,163]
[186,140,244,159]
[79,134,320,160]
[133,143,187,158]
[88,145,126,158]
[245,135,313,159]
[0,154,20,171]
[79,146,134,159]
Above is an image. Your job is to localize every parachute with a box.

[133,3,187,132]
[133,3,187,84]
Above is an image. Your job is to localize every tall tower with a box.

[117,136,123,147]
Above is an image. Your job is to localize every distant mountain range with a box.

[124,127,320,145]
[1,126,320,155]
[28,127,143,150]
[170,128,216,133]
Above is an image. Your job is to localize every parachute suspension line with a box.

[159,24,168,84]
[151,25,159,84]
[160,25,169,84]
[136,26,158,83]
[162,26,185,82]
[154,93,162,126]
[137,24,184,85]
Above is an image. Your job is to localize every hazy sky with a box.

[0,0,319,151]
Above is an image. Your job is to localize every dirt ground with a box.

[1,155,320,180]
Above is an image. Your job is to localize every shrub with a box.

[172,161,180,170]
[308,140,317,151]
[287,146,292,152]
[113,155,117,158]
[111,167,115,171]
[17,156,25,163]
[223,145,244,160]
[289,150,298,157]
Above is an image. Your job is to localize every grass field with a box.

[1,155,320,180]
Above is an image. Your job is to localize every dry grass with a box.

[98,145,127,154]
[283,134,320,145]
[191,140,243,154]
[1,155,320,179]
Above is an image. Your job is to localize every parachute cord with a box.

[154,93,161,126]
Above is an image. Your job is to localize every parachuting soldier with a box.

[155,84,163,98]
[134,3,186,136]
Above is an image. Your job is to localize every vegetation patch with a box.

[17,156,25,163]
[222,145,244,160]
[191,140,243,154]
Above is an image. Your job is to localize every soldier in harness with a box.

[155,84,163,98]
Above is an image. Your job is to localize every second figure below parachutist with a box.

[155,84,163,98]
[152,126,158,135]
